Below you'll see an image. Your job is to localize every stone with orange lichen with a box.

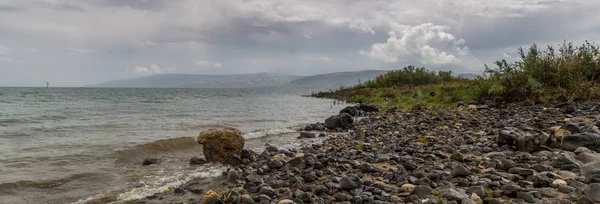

[197,127,244,164]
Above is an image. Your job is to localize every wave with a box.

[0,115,67,126]
[134,137,198,152]
[243,127,299,139]
[0,118,37,126]
[72,165,225,204]
[0,173,100,190]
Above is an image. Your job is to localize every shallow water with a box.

[0,87,343,203]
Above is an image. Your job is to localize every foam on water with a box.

[243,127,299,139]
[113,165,225,203]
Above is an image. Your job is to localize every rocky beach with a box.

[133,101,600,204]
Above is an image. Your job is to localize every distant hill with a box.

[287,70,389,89]
[90,73,301,88]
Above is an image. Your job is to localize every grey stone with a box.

[515,134,541,153]
[259,186,276,198]
[411,185,434,198]
[562,133,600,152]
[578,196,595,204]
[576,153,600,164]
[517,192,538,203]
[340,176,358,190]
[452,164,472,177]
[562,123,581,134]
[551,152,580,171]
[440,187,469,201]
[584,183,600,202]
[340,106,360,116]
[298,132,317,139]
[324,113,354,129]
[467,186,485,198]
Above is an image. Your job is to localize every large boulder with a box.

[562,133,600,152]
[340,106,360,116]
[197,127,245,164]
[358,104,379,112]
[324,113,353,130]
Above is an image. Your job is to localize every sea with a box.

[0,87,344,204]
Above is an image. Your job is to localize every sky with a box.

[1,0,599,87]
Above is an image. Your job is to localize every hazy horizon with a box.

[1,0,600,87]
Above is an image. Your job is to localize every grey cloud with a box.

[1,0,599,86]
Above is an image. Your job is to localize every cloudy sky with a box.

[1,0,599,86]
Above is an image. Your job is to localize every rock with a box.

[582,161,600,183]
[440,187,469,201]
[562,123,581,134]
[401,184,416,192]
[228,169,240,183]
[452,164,472,177]
[551,152,580,171]
[584,183,600,202]
[197,127,244,164]
[190,157,208,165]
[468,104,478,110]
[340,176,359,190]
[578,196,595,204]
[324,113,354,129]
[562,133,600,152]
[240,194,254,204]
[340,106,360,116]
[184,182,204,194]
[288,157,305,169]
[304,123,326,131]
[259,186,276,198]
[411,185,433,198]
[501,184,521,197]
[277,199,294,204]
[477,105,490,110]
[470,193,483,204]
[576,153,600,164]
[467,186,485,198]
[142,157,159,166]
[552,179,567,187]
[497,130,517,146]
[298,132,317,139]
[225,154,242,166]
[563,105,575,114]
[515,134,541,153]
[508,167,535,177]
[359,104,379,112]
[267,160,284,169]
[516,192,538,203]
[558,186,575,193]
[594,120,600,128]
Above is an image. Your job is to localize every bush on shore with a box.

[313,41,600,109]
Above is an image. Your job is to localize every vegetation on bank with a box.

[313,41,600,110]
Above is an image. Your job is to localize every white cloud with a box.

[134,64,177,75]
[0,57,12,62]
[303,34,312,39]
[214,63,223,67]
[70,48,92,54]
[22,48,40,52]
[503,53,511,58]
[360,23,473,65]
[348,19,375,34]
[195,60,212,66]
[318,57,331,61]
[0,45,7,55]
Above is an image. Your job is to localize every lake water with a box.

[0,87,342,203]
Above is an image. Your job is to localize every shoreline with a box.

[132,101,600,204]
